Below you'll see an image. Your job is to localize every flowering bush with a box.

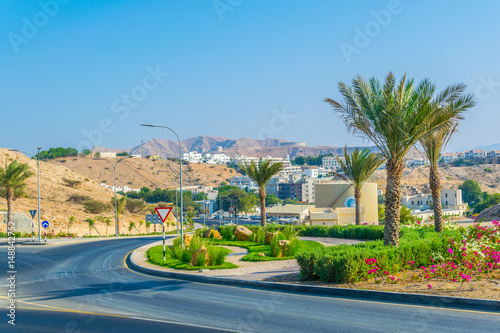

[297,221,500,284]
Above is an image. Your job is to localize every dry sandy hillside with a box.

[0,149,177,236]
[371,164,500,195]
[47,157,240,189]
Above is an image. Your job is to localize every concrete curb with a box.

[127,249,500,312]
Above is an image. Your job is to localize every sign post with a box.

[29,210,37,242]
[155,207,172,261]
[41,220,49,243]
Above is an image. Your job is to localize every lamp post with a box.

[10,148,42,242]
[141,124,184,246]
[94,157,129,236]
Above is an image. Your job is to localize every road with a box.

[1,237,499,332]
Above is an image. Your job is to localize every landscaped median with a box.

[146,225,323,271]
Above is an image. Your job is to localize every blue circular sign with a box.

[344,196,356,208]
[41,220,49,228]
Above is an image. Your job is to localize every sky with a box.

[1,0,499,154]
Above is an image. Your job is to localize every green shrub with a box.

[296,227,460,283]
[83,199,109,214]
[66,194,91,204]
[126,198,147,213]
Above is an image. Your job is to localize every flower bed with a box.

[296,222,500,284]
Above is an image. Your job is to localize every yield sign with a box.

[155,207,172,223]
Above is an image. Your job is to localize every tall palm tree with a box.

[68,215,76,234]
[325,72,475,246]
[238,159,283,226]
[0,160,34,223]
[85,218,95,236]
[419,123,459,232]
[333,146,385,225]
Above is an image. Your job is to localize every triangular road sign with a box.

[29,210,37,219]
[155,207,172,223]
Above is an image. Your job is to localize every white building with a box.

[100,152,117,158]
[401,189,466,212]
[183,151,202,163]
[205,153,231,164]
[303,168,319,178]
[230,176,257,189]
[322,156,344,170]
[405,158,428,167]
[280,166,303,176]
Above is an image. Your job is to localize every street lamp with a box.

[10,148,42,242]
[141,124,184,246]
[94,157,129,236]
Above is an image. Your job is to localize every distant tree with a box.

[138,220,144,234]
[85,218,95,236]
[193,192,208,201]
[81,149,92,156]
[62,178,82,187]
[125,198,147,213]
[68,216,76,234]
[128,221,135,234]
[333,147,385,225]
[400,205,416,225]
[459,179,484,208]
[83,199,108,214]
[474,193,500,214]
[378,204,385,222]
[238,159,283,226]
[145,220,152,233]
[0,160,34,223]
[117,152,129,157]
[104,218,111,237]
[265,194,282,206]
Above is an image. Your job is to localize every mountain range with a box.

[92,136,401,159]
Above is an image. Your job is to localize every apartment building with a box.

[322,156,344,170]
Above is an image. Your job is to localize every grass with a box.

[207,239,324,261]
[147,245,238,270]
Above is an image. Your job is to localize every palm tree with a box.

[333,146,385,225]
[325,72,475,246]
[138,220,144,234]
[128,221,135,234]
[104,218,111,237]
[68,215,76,234]
[110,196,126,234]
[0,160,34,223]
[238,159,283,226]
[419,123,459,232]
[85,218,95,236]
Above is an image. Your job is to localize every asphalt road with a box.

[1,237,499,332]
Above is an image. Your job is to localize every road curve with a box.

[1,237,499,332]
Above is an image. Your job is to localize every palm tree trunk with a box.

[259,188,266,226]
[7,188,13,223]
[429,166,443,232]
[384,159,404,247]
[355,188,361,225]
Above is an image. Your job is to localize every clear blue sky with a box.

[1,0,499,154]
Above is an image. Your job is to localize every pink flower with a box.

[365,258,377,265]
[427,284,432,289]
[383,271,389,275]
[447,248,453,255]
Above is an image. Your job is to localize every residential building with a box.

[401,189,466,211]
[473,149,485,159]
[183,152,202,163]
[280,166,302,176]
[99,152,117,158]
[303,168,319,178]
[278,183,303,201]
[230,176,257,189]
[322,156,344,170]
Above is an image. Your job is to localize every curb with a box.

[127,250,500,312]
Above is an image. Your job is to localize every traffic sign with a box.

[155,207,172,223]
[29,210,37,219]
[229,206,234,213]
[145,214,162,224]
[41,220,49,228]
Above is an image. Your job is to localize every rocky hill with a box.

[475,203,500,222]
[92,135,420,160]
[0,149,177,236]
[47,156,240,190]
[372,164,500,196]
